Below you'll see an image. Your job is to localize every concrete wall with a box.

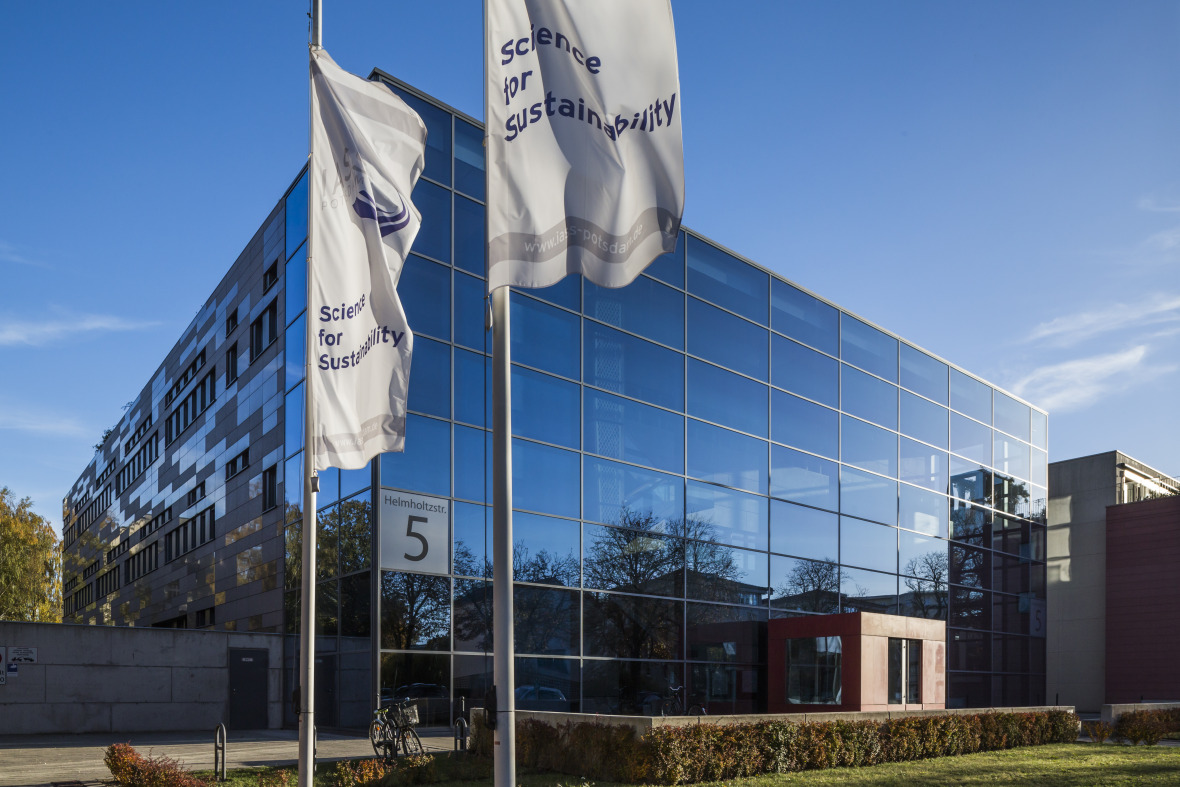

[0,621,283,735]
[1047,452,1115,713]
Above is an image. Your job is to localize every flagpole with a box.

[298,3,322,787]
[486,1,516,783]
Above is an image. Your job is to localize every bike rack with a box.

[213,723,227,782]
[453,697,469,751]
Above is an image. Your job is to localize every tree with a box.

[0,488,62,621]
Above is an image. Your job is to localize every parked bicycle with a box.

[369,697,424,760]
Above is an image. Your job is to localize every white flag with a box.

[486,0,684,291]
[308,48,426,471]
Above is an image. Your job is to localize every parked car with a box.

[514,685,571,712]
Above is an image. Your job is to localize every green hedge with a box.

[1113,708,1180,745]
[472,710,1079,785]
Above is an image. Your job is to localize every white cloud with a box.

[0,313,158,346]
[1026,293,1180,347]
[1008,345,1176,413]
[0,408,90,438]
[1143,226,1180,253]
[0,241,47,268]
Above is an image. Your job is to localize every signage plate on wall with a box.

[379,489,450,576]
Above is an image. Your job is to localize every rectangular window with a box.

[888,638,924,704]
[250,300,278,360]
[187,481,206,507]
[227,448,249,479]
[195,607,216,628]
[165,370,216,446]
[141,506,173,541]
[226,307,238,335]
[263,465,278,511]
[263,260,279,292]
[786,636,842,704]
[226,342,239,383]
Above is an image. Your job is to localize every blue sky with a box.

[3,1,1179,528]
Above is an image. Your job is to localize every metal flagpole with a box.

[298,2,322,787]
[486,1,516,783]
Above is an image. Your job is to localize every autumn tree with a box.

[0,488,62,621]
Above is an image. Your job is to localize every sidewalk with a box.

[0,727,458,787]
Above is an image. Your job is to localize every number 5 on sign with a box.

[379,490,450,576]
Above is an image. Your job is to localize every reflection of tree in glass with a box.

[994,476,1030,517]
[674,517,747,603]
[584,509,683,596]
[772,558,840,613]
[903,550,948,619]
[513,543,579,586]
[452,579,491,651]
[336,499,371,574]
[381,571,449,650]
[284,520,302,590]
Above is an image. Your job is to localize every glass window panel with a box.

[584,321,684,411]
[453,501,488,577]
[285,312,306,391]
[454,195,486,276]
[686,238,768,324]
[454,118,485,200]
[390,88,451,186]
[584,522,684,597]
[841,314,897,382]
[522,275,580,312]
[687,420,768,495]
[689,359,768,436]
[899,437,948,493]
[1030,409,1048,450]
[511,295,579,379]
[380,415,450,496]
[285,383,304,456]
[687,610,766,676]
[336,493,371,573]
[317,466,340,507]
[454,425,490,504]
[410,180,451,263]
[317,503,339,579]
[950,543,989,588]
[583,592,683,659]
[316,580,338,635]
[841,416,897,478]
[340,570,372,638]
[380,570,450,650]
[454,348,490,428]
[583,456,684,529]
[285,453,303,523]
[513,512,580,587]
[900,344,948,404]
[399,254,450,340]
[950,370,991,423]
[285,252,306,325]
[771,279,838,355]
[772,390,837,459]
[512,366,579,449]
[454,271,489,353]
[686,545,767,605]
[1028,484,1047,525]
[899,484,948,536]
[585,276,683,349]
[993,391,1030,442]
[512,439,579,519]
[582,658,684,715]
[646,233,685,289]
[950,587,991,630]
[840,466,897,526]
[687,297,768,380]
[340,464,370,501]
[770,500,838,561]
[841,365,898,430]
[1031,448,1047,489]
[514,586,579,655]
[771,445,839,512]
[949,461,992,507]
[285,171,308,261]
[453,579,491,651]
[407,336,449,418]
[685,481,768,551]
[770,555,840,613]
[840,566,898,615]
[951,413,992,467]
[840,517,897,573]
[900,390,947,448]
[771,334,838,407]
[993,433,1031,481]
[783,635,842,705]
[900,543,949,621]
[584,388,683,474]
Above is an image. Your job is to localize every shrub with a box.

[1083,720,1114,744]
[335,758,391,787]
[256,769,290,787]
[102,743,209,787]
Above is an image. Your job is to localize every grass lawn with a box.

[192,744,1180,787]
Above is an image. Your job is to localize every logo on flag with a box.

[486,0,685,292]
[309,47,427,471]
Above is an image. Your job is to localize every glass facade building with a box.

[62,72,1048,726]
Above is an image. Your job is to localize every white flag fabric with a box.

[486,0,684,291]
[308,47,426,471]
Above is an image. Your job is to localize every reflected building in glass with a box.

[60,71,1048,724]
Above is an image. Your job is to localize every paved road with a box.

[0,727,458,787]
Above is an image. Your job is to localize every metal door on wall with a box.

[228,648,269,729]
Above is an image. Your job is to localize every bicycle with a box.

[654,685,707,717]
[369,698,424,760]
